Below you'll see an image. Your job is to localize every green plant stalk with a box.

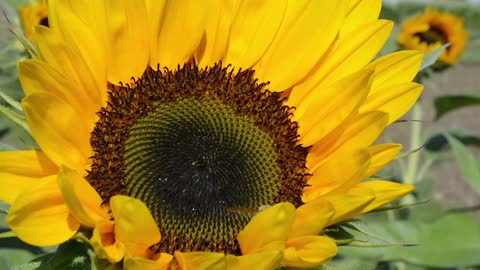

[404,102,423,186]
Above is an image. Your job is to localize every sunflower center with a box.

[87,63,308,255]
[414,26,447,45]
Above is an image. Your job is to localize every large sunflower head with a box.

[398,6,468,65]
[1,0,424,269]
[18,0,49,40]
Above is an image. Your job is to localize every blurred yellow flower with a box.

[398,6,469,65]
[1,0,424,269]
[19,0,48,40]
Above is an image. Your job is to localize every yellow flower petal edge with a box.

[89,195,163,263]
[7,175,79,246]
[237,202,295,254]
[284,235,337,268]
[0,150,57,204]
[123,252,173,270]
[351,181,415,213]
[225,251,283,270]
[174,252,226,270]
[110,195,161,258]
[90,220,125,263]
[288,198,335,239]
[58,166,108,227]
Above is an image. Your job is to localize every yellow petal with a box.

[354,180,415,212]
[18,59,100,119]
[196,0,235,66]
[90,220,125,263]
[365,144,402,177]
[33,26,104,108]
[224,0,287,69]
[110,195,161,258]
[0,150,57,204]
[288,199,335,239]
[303,149,371,202]
[295,68,373,146]
[307,111,388,172]
[47,0,107,104]
[238,202,295,254]
[57,166,108,227]
[322,194,374,225]
[226,251,283,270]
[254,1,348,92]
[174,252,226,270]
[155,0,209,69]
[104,0,150,83]
[359,82,423,124]
[7,175,79,246]
[341,0,381,34]
[124,253,173,270]
[145,0,166,64]
[367,50,423,91]
[288,20,392,108]
[22,92,91,171]
[284,236,337,268]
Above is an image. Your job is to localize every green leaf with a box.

[13,239,97,270]
[434,95,480,120]
[419,43,450,72]
[328,257,377,270]
[445,134,480,195]
[340,213,480,267]
[0,89,23,112]
[0,105,30,134]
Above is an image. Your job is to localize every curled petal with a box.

[58,166,108,227]
[288,199,335,239]
[237,202,295,254]
[284,235,337,268]
[90,220,125,263]
[110,195,161,258]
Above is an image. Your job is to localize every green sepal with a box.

[0,231,16,239]
[368,200,429,213]
[419,43,450,72]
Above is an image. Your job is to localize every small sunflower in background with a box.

[18,0,48,41]
[1,0,424,269]
[398,6,469,65]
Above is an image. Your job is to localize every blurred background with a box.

[0,0,479,269]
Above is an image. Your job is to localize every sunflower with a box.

[1,0,424,269]
[18,0,49,40]
[398,6,468,65]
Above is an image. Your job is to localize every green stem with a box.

[404,102,423,185]
[416,157,434,182]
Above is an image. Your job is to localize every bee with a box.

[226,204,272,217]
